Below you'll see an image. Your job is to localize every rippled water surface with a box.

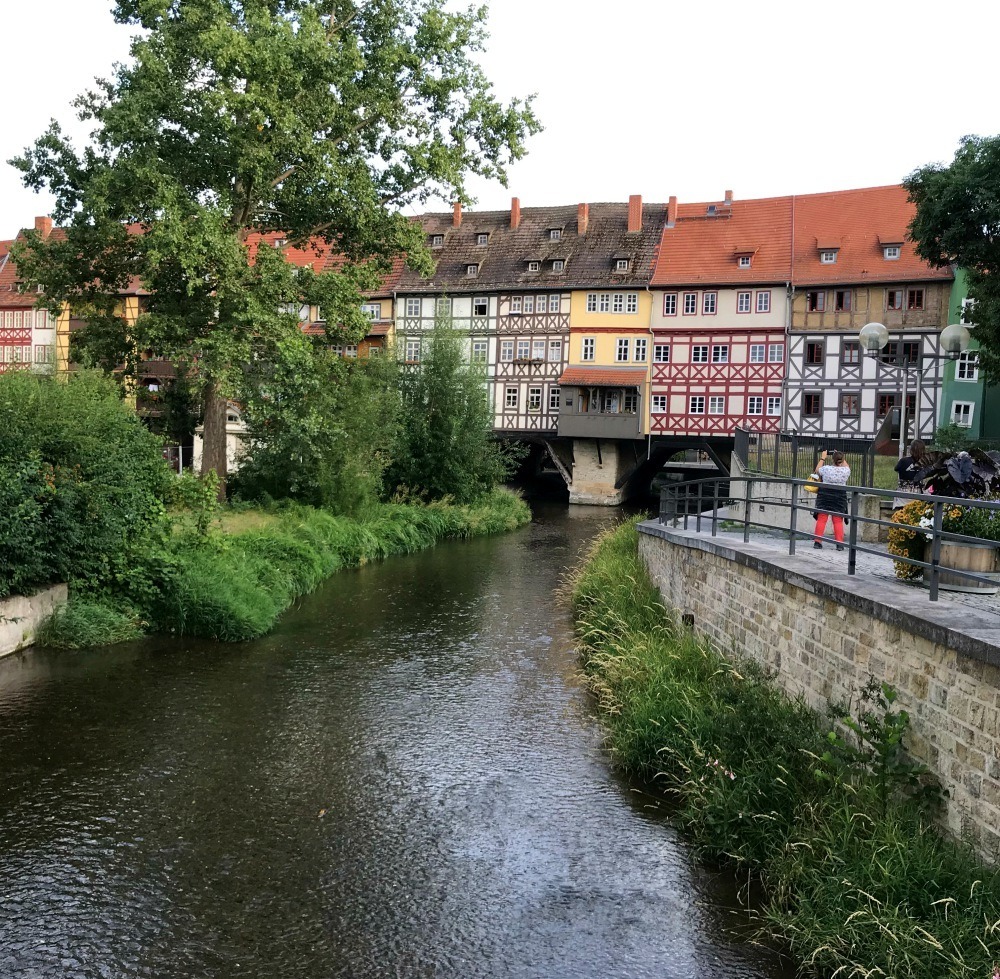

[0,503,794,978]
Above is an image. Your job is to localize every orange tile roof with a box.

[558,366,647,386]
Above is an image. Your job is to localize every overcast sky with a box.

[2,0,996,233]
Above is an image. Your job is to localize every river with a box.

[0,502,794,978]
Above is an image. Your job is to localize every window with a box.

[683,292,698,315]
[902,341,921,366]
[840,392,860,417]
[613,293,624,313]
[887,288,903,311]
[768,343,784,363]
[805,341,824,365]
[552,260,565,272]
[528,387,542,411]
[820,250,837,264]
[652,394,667,413]
[343,345,358,358]
[952,401,974,427]
[806,291,825,312]
[907,288,924,310]
[835,289,852,312]
[634,338,647,362]
[961,297,975,324]
[549,228,562,241]
[841,341,860,365]
[956,351,980,382]
[883,245,900,260]
[473,297,488,316]
[692,344,709,363]
[517,339,530,360]
[615,259,629,271]
[505,387,518,408]
[532,339,546,360]
[663,293,677,316]
[756,291,771,313]
[549,388,561,412]
[511,296,522,314]
[500,340,514,362]
[803,392,822,416]
[527,261,540,272]
[749,343,765,363]
[273,238,287,248]
[582,337,595,361]
[626,293,638,314]
[360,303,381,320]
[767,396,781,416]
[738,255,752,268]
[549,294,560,312]
[747,396,763,415]
[436,297,452,317]
[405,298,421,317]
[689,396,706,415]
[476,232,489,246]
[466,264,479,277]
[653,344,670,363]
[703,292,717,315]
[523,295,534,314]
[431,234,444,247]
[711,344,729,363]
[471,340,488,363]
[548,339,562,361]
[405,339,421,362]
[709,395,725,415]
[878,392,897,416]
[623,391,637,414]
[614,338,629,362]
[586,293,598,312]
[737,291,752,314]
[594,293,608,313]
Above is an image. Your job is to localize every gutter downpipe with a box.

[645,283,654,460]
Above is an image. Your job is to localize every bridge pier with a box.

[568,439,629,506]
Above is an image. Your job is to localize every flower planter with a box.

[923,540,1000,595]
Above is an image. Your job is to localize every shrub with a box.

[36,597,144,648]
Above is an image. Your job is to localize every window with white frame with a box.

[466,264,479,277]
[528,387,542,410]
[613,293,624,313]
[820,250,838,264]
[689,396,706,414]
[634,338,647,361]
[663,293,677,316]
[505,387,518,408]
[737,291,752,313]
[476,232,489,246]
[747,396,763,415]
[549,228,562,241]
[405,298,421,317]
[756,290,771,313]
[500,340,514,362]
[360,303,381,320]
[683,292,697,315]
[552,259,565,272]
[548,294,560,312]
[616,338,629,362]
[738,255,752,268]
[626,293,638,313]
[523,295,534,314]
[431,234,444,247]
[883,245,900,260]
[709,395,725,415]
[549,387,561,411]
[582,337,595,361]
[510,296,522,314]
[527,261,540,272]
[436,297,452,317]
[344,345,358,358]
[712,344,729,363]
[749,343,765,363]
[616,259,629,271]
[768,343,784,363]
[471,340,488,363]
[961,297,975,324]
[586,293,598,312]
[473,297,488,316]
[405,339,421,362]
[653,343,670,363]
[532,339,546,360]
[767,396,781,416]
[692,344,709,363]
[651,394,667,413]
[548,338,562,361]
[703,292,717,315]
[956,350,980,382]
[952,401,974,427]
[517,339,530,359]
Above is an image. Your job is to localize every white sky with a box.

[1,0,996,232]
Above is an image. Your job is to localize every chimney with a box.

[577,203,589,236]
[627,194,642,233]
[724,189,733,205]
[667,196,678,228]
[510,197,521,230]
[452,201,462,228]
[34,216,53,239]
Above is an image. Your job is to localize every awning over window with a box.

[558,366,647,386]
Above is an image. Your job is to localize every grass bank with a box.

[41,488,530,647]
[570,518,1000,978]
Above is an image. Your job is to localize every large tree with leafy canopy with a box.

[10,0,538,495]
[905,135,1000,377]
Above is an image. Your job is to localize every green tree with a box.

[388,321,520,502]
[11,0,539,496]
[906,135,1000,376]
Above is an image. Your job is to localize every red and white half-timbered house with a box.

[649,193,791,435]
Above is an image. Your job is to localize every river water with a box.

[0,503,794,979]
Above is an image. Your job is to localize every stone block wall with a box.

[0,584,67,657]
[637,521,1000,859]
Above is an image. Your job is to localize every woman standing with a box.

[811,450,851,550]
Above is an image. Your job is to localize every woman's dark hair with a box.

[910,439,926,462]
[832,450,846,465]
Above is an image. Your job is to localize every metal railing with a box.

[658,475,1000,601]
[733,426,877,487]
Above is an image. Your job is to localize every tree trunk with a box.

[201,377,229,502]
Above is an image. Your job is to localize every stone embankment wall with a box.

[0,585,67,657]
[637,520,1000,859]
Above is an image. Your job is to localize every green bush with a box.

[36,597,144,648]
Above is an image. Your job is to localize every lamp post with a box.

[858,322,971,458]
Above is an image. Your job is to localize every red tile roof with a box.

[559,366,647,386]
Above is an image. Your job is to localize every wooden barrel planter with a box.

[923,540,1000,595]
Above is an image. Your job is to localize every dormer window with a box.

[273,238,287,249]
[883,245,900,260]
[820,250,838,264]
[552,259,565,272]
[738,255,752,268]
[549,228,562,241]
[466,263,479,277]
[615,259,629,272]
[527,260,540,272]
[476,232,489,246]
[431,234,444,247]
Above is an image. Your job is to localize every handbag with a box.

[804,474,820,494]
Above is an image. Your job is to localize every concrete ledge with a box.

[0,584,67,657]
[639,520,1000,669]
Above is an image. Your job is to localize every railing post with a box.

[928,500,943,601]
[789,481,799,555]
[743,478,752,544]
[683,481,690,530]
[712,478,719,537]
[696,479,703,533]
[773,433,780,475]
[847,490,859,575]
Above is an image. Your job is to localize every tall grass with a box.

[570,519,1000,978]
[35,597,145,649]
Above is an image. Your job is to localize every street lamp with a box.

[858,322,971,457]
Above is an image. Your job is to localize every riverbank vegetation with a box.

[570,519,1000,979]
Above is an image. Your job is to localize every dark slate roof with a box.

[396,202,668,294]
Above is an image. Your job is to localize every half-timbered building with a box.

[786,186,954,439]
[0,218,59,374]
